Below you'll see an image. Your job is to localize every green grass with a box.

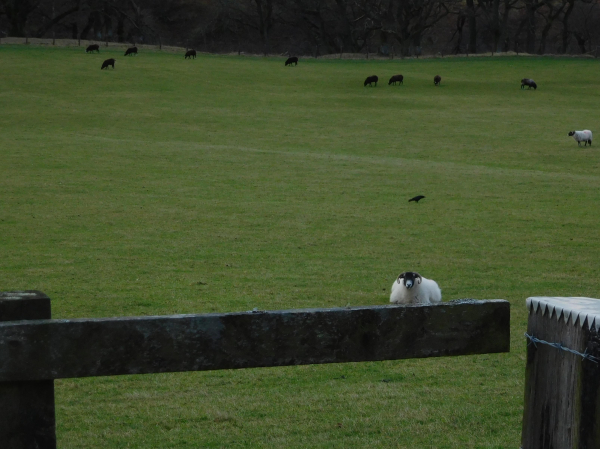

[2,45,600,447]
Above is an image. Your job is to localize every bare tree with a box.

[5,0,600,57]
[34,0,81,38]
[465,0,477,52]
[225,0,279,54]
[361,0,456,56]
[478,0,520,52]
[0,0,42,36]
[570,0,598,53]
[559,0,575,52]
[536,0,568,53]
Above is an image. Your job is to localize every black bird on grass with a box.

[409,195,425,203]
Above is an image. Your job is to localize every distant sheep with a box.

[568,130,593,147]
[185,49,197,59]
[390,271,442,305]
[388,75,404,85]
[521,78,537,90]
[285,57,298,66]
[124,46,138,56]
[364,75,378,87]
[101,58,115,70]
[434,75,441,86]
[86,44,100,53]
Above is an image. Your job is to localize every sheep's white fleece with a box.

[390,276,442,305]
[572,130,593,144]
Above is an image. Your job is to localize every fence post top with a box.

[0,291,50,301]
[526,296,600,330]
[0,291,51,322]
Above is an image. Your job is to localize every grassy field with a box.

[2,45,600,447]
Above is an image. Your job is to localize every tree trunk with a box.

[5,0,33,37]
[466,0,477,53]
[574,32,587,53]
[117,16,124,42]
[525,0,537,53]
[560,0,575,54]
[538,21,552,54]
[492,0,501,52]
[79,12,94,40]
[498,0,513,52]
[401,39,411,56]
[454,14,466,54]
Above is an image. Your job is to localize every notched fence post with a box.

[522,296,600,449]
[0,291,56,449]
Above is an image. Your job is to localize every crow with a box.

[409,195,425,203]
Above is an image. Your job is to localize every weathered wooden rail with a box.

[0,291,510,448]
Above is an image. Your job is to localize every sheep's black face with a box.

[398,272,422,289]
[568,131,575,136]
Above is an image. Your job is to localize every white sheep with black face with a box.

[568,130,592,147]
[389,271,442,305]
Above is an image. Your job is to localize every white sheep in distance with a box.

[389,271,442,305]
[568,130,593,147]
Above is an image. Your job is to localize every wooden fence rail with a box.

[0,291,510,448]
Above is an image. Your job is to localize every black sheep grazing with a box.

[388,74,404,85]
[521,78,537,90]
[434,75,442,86]
[185,49,196,59]
[364,75,378,87]
[86,44,100,53]
[285,57,299,66]
[124,46,138,56]
[101,58,115,70]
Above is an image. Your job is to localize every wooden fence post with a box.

[0,291,56,449]
[522,297,600,449]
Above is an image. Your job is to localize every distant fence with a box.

[0,291,509,448]
[1,37,597,60]
[0,37,185,54]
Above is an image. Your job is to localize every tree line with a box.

[1,0,599,56]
